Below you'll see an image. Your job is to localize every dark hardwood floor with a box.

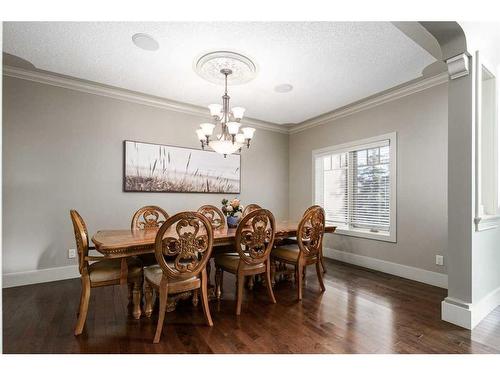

[3,259,500,354]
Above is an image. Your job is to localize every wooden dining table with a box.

[91,221,336,315]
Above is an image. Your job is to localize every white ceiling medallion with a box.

[132,33,159,51]
[194,51,257,85]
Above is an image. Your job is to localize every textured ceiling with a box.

[3,22,436,125]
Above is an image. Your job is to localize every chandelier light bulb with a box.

[241,127,256,139]
[196,128,205,140]
[208,104,223,118]
[227,122,241,135]
[200,123,215,136]
[231,107,246,120]
[235,133,246,144]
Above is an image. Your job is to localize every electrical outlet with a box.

[435,255,444,266]
[68,248,76,259]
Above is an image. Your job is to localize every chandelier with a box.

[196,68,255,157]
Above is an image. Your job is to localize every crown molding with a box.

[288,72,449,134]
[4,66,449,136]
[3,65,289,134]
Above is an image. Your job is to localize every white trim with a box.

[323,247,448,289]
[446,53,470,80]
[2,65,288,134]
[474,214,500,231]
[289,73,449,134]
[442,285,500,329]
[312,132,397,243]
[3,265,79,288]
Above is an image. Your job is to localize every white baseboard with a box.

[3,265,80,288]
[323,247,448,289]
[442,285,500,329]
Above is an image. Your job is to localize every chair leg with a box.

[236,273,244,315]
[200,269,213,326]
[297,264,304,301]
[153,278,168,344]
[265,263,277,304]
[144,280,154,318]
[215,267,223,300]
[74,276,91,336]
[316,261,326,292]
[320,253,327,274]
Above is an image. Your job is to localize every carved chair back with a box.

[235,209,276,266]
[242,203,261,217]
[297,206,325,259]
[70,209,90,275]
[131,205,169,231]
[154,211,214,281]
[197,204,225,230]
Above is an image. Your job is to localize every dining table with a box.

[91,221,337,315]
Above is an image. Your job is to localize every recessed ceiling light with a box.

[132,33,159,51]
[275,83,293,93]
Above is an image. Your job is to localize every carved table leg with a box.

[144,281,154,318]
[127,282,133,305]
[192,289,199,307]
[215,268,223,300]
[132,279,142,319]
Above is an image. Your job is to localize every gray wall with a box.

[2,76,289,274]
[289,83,449,274]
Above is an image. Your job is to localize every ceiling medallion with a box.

[194,51,257,85]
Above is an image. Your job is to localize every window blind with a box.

[315,139,392,236]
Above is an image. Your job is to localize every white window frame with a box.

[312,132,397,242]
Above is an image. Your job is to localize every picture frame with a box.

[123,140,241,194]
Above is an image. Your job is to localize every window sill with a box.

[474,215,500,232]
[330,226,396,243]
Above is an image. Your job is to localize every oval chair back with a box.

[235,208,276,266]
[197,204,225,230]
[70,209,90,275]
[242,203,261,217]
[154,211,214,280]
[131,205,169,231]
[297,206,325,259]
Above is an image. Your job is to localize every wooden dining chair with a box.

[197,204,225,230]
[131,205,169,231]
[271,206,326,300]
[143,211,214,343]
[214,209,276,315]
[70,210,143,336]
[131,205,169,266]
[242,203,261,217]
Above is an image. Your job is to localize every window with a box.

[313,133,396,242]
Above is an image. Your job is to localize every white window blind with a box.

[313,133,396,242]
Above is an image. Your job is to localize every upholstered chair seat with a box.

[144,265,201,294]
[88,257,143,284]
[215,253,266,272]
[271,246,300,263]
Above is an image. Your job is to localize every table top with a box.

[92,221,336,257]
